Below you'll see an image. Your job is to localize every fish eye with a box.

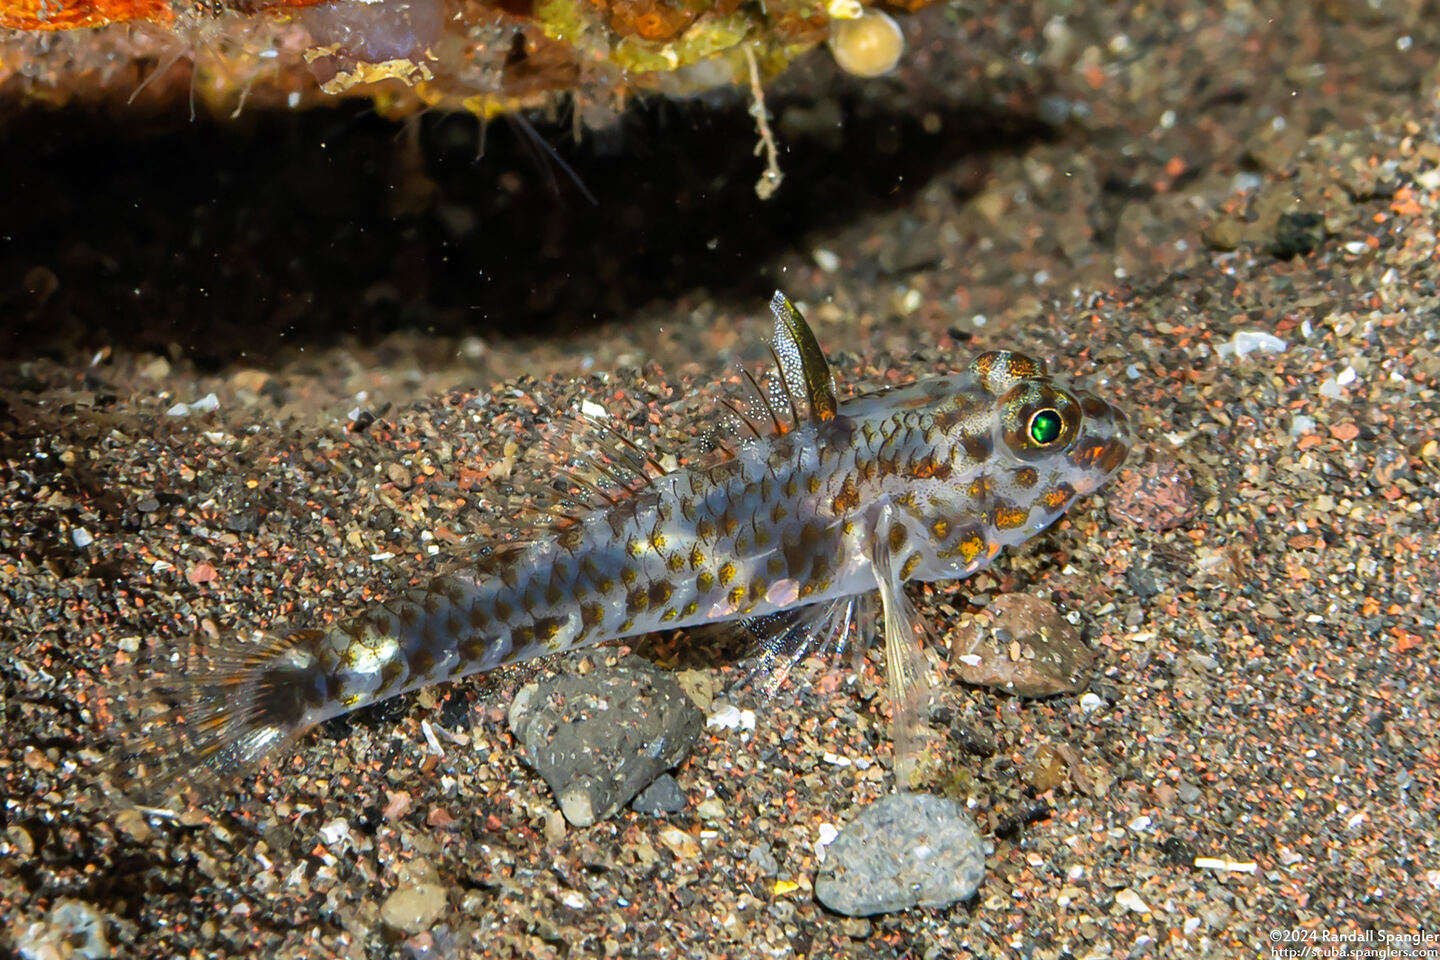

[1028,409,1064,446]
[998,384,1081,462]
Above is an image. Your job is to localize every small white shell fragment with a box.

[166,392,220,417]
[421,719,444,757]
[1194,856,1257,873]
[1216,330,1287,358]
[828,9,904,78]
[813,247,841,273]
[318,818,351,846]
[1115,888,1151,914]
[706,703,755,731]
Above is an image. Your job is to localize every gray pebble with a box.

[746,841,780,876]
[815,793,985,917]
[631,773,687,816]
[508,653,703,826]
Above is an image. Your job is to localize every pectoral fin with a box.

[734,595,867,696]
[873,538,935,791]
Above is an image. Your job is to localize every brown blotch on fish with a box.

[961,432,994,462]
[408,648,436,677]
[992,505,1030,530]
[1081,394,1110,418]
[378,658,406,694]
[1011,466,1038,489]
[1100,441,1129,472]
[908,455,951,480]
[959,535,985,562]
[831,474,860,513]
[1042,483,1075,510]
[888,523,908,553]
[900,553,921,579]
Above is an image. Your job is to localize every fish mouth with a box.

[1066,397,1132,493]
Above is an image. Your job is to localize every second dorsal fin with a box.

[768,291,838,424]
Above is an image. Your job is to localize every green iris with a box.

[1029,409,1063,445]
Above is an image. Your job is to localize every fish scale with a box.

[117,291,1131,797]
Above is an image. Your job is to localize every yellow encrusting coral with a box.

[0,0,927,119]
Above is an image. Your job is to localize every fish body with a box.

[127,293,1130,792]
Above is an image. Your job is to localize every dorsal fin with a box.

[768,291,838,423]
[695,292,841,461]
[468,293,842,547]
[505,406,678,529]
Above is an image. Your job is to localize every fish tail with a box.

[106,629,333,801]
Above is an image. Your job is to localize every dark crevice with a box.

[0,91,1053,368]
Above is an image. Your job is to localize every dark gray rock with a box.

[815,793,985,917]
[631,773,687,816]
[508,653,703,826]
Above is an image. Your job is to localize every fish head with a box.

[913,351,1132,560]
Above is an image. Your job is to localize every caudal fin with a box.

[105,630,329,803]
